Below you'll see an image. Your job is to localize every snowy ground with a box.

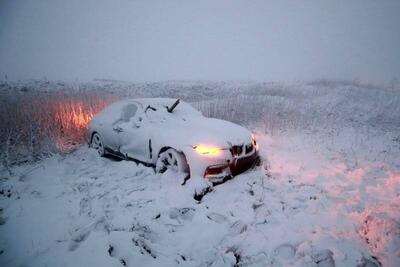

[0,130,399,267]
[0,80,399,266]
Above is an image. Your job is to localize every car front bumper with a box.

[204,150,260,182]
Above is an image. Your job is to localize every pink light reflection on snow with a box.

[256,132,400,265]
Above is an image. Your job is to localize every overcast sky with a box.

[0,0,399,83]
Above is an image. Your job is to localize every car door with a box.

[95,104,124,152]
[112,103,150,162]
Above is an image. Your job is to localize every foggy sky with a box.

[1,0,399,83]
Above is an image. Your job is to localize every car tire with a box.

[91,132,106,157]
[156,148,189,175]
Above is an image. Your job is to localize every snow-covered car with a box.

[87,98,259,183]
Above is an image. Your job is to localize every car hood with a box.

[150,117,252,149]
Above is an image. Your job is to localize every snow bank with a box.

[0,129,399,266]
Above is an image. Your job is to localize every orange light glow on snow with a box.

[71,105,93,128]
[52,97,116,152]
[194,145,221,155]
[55,101,94,130]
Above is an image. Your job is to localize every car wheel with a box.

[156,148,189,174]
[91,132,106,157]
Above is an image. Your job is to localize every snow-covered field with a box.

[0,80,399,266]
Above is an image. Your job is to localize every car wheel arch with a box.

[156,146,190,172]
[157,146,172,157]
[90,131,98,143]
[90,131,104,145]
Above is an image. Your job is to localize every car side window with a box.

[121,104,138,122]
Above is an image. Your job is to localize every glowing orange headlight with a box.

[193,145,221,155]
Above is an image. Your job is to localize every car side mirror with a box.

[112,125,123,133]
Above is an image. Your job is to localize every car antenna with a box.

[167,99,180,113]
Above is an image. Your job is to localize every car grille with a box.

[230,145,243,156]
[245,143,254,154]
[230,143,254,157]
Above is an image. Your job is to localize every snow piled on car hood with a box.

[184,117,252,147]
[146,116,252,148]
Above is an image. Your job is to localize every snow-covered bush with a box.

[0,87,116,167]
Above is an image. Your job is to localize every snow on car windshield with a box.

[142,99,202,123]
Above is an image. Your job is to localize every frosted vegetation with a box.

[0,79,399,167]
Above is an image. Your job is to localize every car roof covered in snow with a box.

[119,98,200,114]
[93,98,202,125]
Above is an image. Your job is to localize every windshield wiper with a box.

[145,105,157,113]
[167,99,180,113]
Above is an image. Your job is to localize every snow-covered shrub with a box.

[0,88,117,166]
